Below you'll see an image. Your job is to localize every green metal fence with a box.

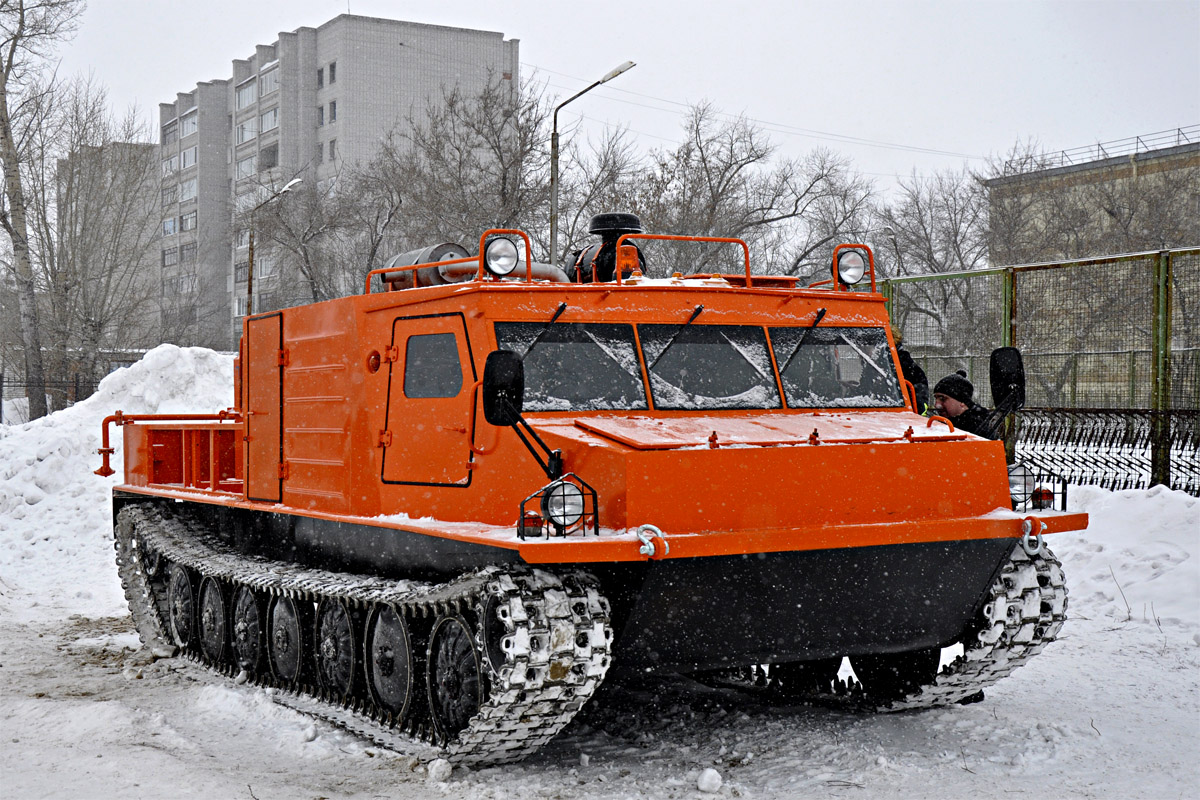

[883,247,1199,494]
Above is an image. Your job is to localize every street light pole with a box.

[246,177,302,317]
[549,60,635,268]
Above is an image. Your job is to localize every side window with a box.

[403,333,463,398]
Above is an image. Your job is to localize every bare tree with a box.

[382,74,551,256]
[0,0,85,419]
[631,104,872,277]
[875,167,997,361]
[251,162,402,306]
[24,75,160,395]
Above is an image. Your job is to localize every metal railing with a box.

[883,248,1199,495]
[1003,125,1199,173]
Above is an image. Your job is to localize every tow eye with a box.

[636,524,670,559]
[1021,517,1046,556]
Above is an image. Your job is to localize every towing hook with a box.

[636,524,669,559]
[1021,517,1046,556]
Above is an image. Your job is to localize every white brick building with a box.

[157,15,519,348]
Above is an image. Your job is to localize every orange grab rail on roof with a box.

[615,233,752,287]
[95,410,242,477]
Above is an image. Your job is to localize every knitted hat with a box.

[934,370,973,404]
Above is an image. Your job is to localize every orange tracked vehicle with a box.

[98,214,1087,764]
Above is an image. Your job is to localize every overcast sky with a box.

[56,0,1199,192]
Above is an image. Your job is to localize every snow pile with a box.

[0,344,234,623]
[1054,484,1198,628]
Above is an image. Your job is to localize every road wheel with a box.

[167,564,196,648]
[197,577,229,663]
[427,614,483,741]
[364,604,413,720]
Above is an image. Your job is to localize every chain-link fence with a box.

[884,248,1199,495]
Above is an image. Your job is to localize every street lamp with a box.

[881,225,905,277]
[549,60,635,267]
[246,177,302,317]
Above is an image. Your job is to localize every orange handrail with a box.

[831,243,877,293]
[616,233,752,287]
[95,409,242,477]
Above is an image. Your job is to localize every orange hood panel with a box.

[572,411,968,450]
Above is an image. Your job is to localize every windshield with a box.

[770,326,903,408]
[494,322,648,411]
[639,324,781,410]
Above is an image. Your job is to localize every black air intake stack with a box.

[571,212,646,283]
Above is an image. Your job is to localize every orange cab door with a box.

[381,313,477,486]
[245,312,283,502]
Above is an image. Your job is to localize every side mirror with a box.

[990,347,1026,412]
[482,350,524,426]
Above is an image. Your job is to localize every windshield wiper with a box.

[648,305,704,371]
[520,302,568,358]
[778,307,827,376]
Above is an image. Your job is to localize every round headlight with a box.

[484,237,519,277]
[541,480,585,529]
[836,249,867,285]
[1008,463,1035,502]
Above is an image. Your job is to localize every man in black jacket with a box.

[932,370,996,439]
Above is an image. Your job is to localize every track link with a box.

[113,502,613,765]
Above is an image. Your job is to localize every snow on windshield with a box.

[640,324,782,411]
[494,322,648,412]
[771,326,904,408]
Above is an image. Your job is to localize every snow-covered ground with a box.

[1,345,1196,799]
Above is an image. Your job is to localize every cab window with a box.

[403,333,463,398]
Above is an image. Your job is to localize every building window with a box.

[236,79,257,110]
[315,141,323,164]
[329,61,336,83]
[236,295,248,317]
[180,111,198,138]
[317,67,323,88]
[162,247,178,267]
[259,67,279,97]
[161,185,177,206]
[235,261,249,283]
[259,107,279,133]
[235,229,249,249]
[236,154,256,180]
[329,138,337,161]
[162,217,177,237]
[180,210,197,232]
[162,155,178,176]
[180,242,197,263]
[181,146,197,169]
[317,105,324,126]
[259,143,278,170]
[329,100,337,122]
[162,121,178,145]
[179,177,198,202]
[236,119,256,144]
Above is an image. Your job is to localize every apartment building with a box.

[158,15,520,348]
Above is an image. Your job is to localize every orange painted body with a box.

[104,235,1086,567]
